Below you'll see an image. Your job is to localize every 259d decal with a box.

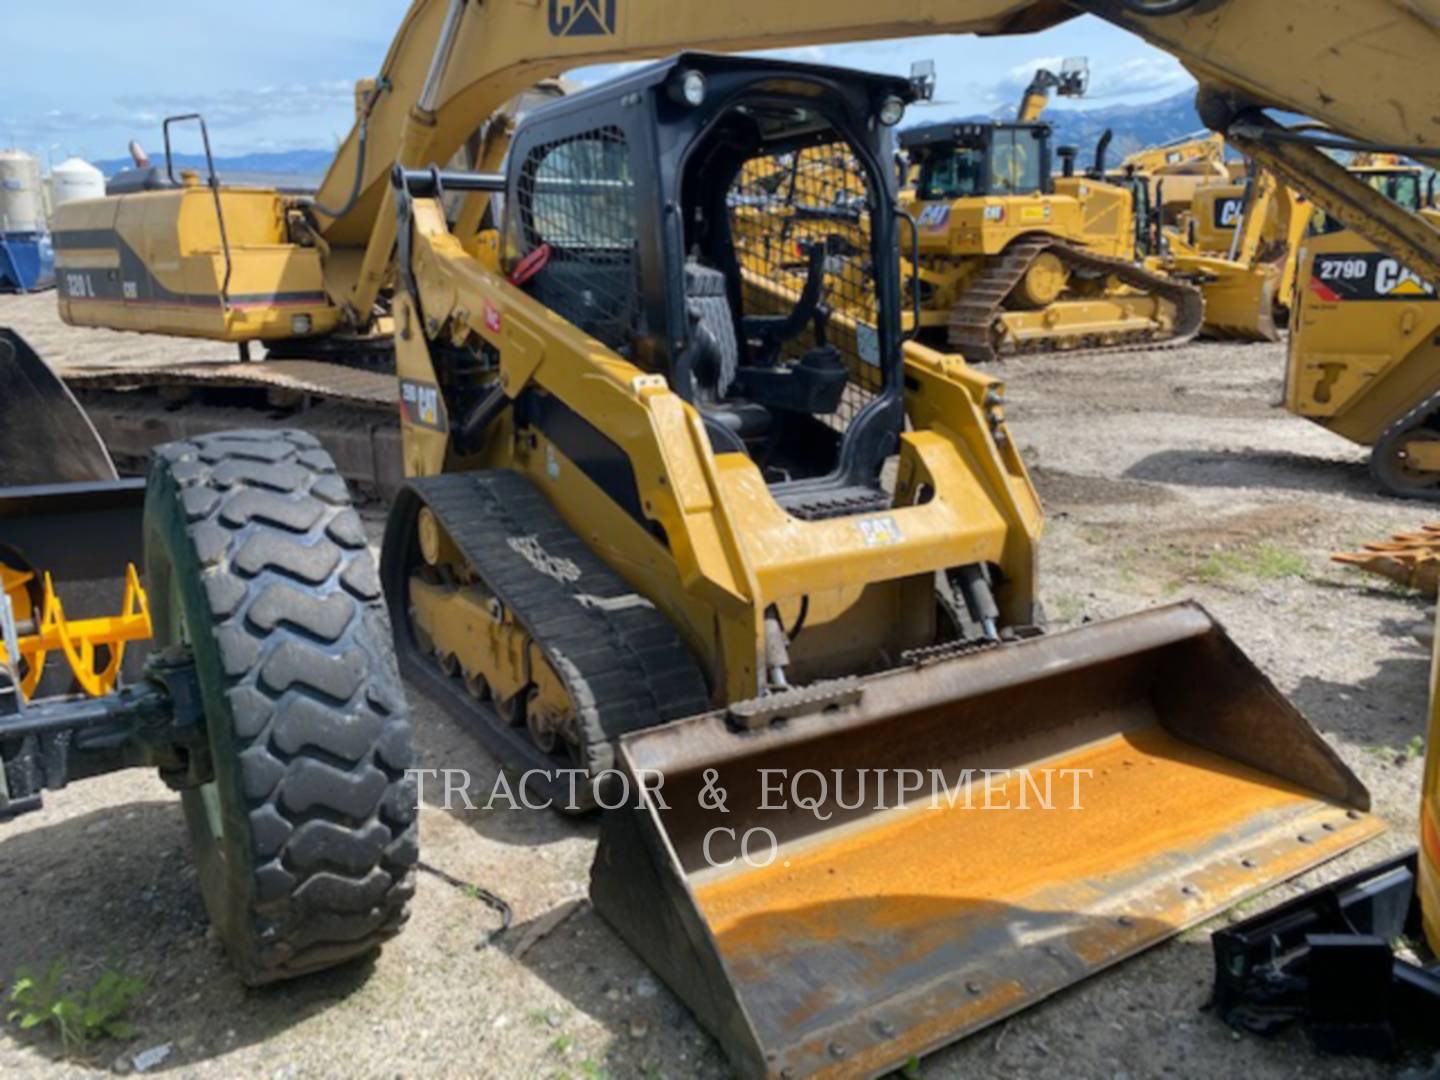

[1309,252,1438,302]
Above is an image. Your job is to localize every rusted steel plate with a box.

[591,602,1382,1080]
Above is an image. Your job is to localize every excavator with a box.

[4,1,1439,1077]
[1118,130,1231,226]
[1016,56,1088,121]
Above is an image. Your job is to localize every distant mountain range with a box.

[940,90,1213,163]
[86,92,1217,184]
[92,149,332,188]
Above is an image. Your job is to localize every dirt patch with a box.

[1030,464,1176,508]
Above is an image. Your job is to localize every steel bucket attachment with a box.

[0,327,117,486]
[591,602,1382,1079]
[1,329,147,697]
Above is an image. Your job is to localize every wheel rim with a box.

[168,574,225,846]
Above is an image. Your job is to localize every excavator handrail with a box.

[161,113,234,309]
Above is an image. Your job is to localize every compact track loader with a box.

[1286,174,1440,499]
[0,327,417,984]
[379,52,1377,1078]
[26,0,1440,1074]
[899,120,1203,361]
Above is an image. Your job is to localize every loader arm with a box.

[319,0,1440,328]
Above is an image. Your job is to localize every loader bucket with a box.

[0,327,117,486]
[1199,264,1280,342]
[591,602,1382,1080]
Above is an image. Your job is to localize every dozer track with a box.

[947,236,1204,363]
[383,471,711,800]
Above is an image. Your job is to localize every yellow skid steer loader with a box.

[379,52,1378,1078]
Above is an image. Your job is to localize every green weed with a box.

[6,960,143,1051]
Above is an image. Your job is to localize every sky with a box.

[1,2,1196,164]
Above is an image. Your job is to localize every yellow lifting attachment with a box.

[0,561,152,700]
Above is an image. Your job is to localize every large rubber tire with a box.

[144,430,417,985]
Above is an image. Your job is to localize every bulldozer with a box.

[16,0,1440,1076]
[899,118,1202,360]
[1154,156,1434,344]
[0,327,417,984]
[1153,164,1313,341]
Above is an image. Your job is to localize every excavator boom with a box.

[306,0,1440,326]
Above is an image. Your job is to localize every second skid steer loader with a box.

[379,53,1379,1078]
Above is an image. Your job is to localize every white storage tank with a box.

[0,150,45,233]
[51,157,106,208]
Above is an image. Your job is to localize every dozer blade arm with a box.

[0,329,117,487]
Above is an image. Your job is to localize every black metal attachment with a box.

[0,649,206,821]
[1211,850,1440,1059]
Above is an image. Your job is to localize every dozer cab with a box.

[898,120,1202,362]
[378,52,1377,1077]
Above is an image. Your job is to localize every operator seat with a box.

[684,261,772,449]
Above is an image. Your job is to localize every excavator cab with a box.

[500,54,911,495]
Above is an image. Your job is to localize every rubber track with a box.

[408,471,711,775]
[152,430,416,983]
[946,236,1205,363]
[1368,389,1440,501]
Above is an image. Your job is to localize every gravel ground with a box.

[0,291,1433,1079]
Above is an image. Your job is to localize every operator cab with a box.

[501,53,917,514]
[1311,167,1429,235]
[901,122,1054,201]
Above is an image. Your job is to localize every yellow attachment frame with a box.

[0,563,153,700]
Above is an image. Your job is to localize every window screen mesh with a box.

[727,143,883,428]
[514,127,640,354]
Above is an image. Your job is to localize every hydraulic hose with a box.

[310,78,391,222]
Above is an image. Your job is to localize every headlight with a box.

[291,314,313,335]
[878,96,907,127]
[671,69,707,108]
